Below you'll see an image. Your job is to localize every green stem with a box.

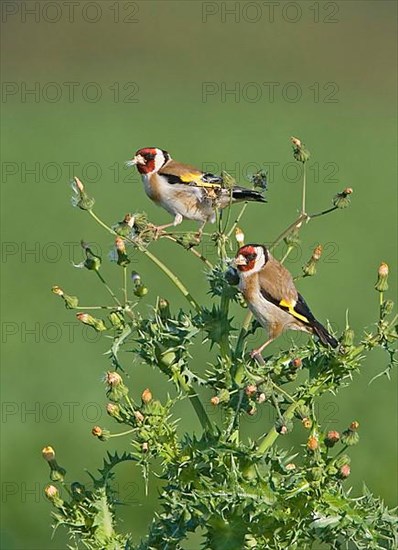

[75,305,116,310]
[222,189,234,235]
[269,213,308,252]
[301,162,307,214]
[234,311,253,383]
[95,271,122,307]
[177,374,213,433]
[87,210,210,430]
[88,210,201,313]
[123,266,128,305]
[109,428,135,438]
[309,206,338,219]
[220,293,230,360]
[163,235,213,269]
[142,247,201,313]
[227,202,248,238]
[257,398,305,454]
[280,245,293,264]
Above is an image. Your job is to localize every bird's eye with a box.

[246,253,257,261]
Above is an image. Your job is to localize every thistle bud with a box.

[285,463,296,471]
[158,298,171,320]
[115,237,130,267]
[257,393,266,404]
[302,417,313,430]
[108,311,125,330]
[302,245,322,277]
[335,454,351,469]
[219,389,231,404]
[124,213,135,227]
[76,312,106,332]
[235,227,245,245]
[52,286,64,297]
[42,446,66,481]
[44,484,58,499]
[210,396,220,406]
[333,187,353,209]
[339,464,351,478]
[105,371,129,401]
[291,357,302,369]
[141,388,153,404]
[91,426,110,441]
[307,435,319,451]
[291,136,302,148]
[295,404,310,420]
[341,327,355,347]
[42,446,56,461]
[44,485,64,507]
[71,176,95,210]
[70,482,87,503]
[275,417,293,434]
[52,286,79,309]
[245,384,257,397]
[341,422,360,446]
[134,284,149,297]
[134,410,145,423]
[142,442,149,453]
[106,402,122,420]
[80,242,101,271]
[84,256,101,271]
[291,136,310,163]
[325,430,340,447]
[131,271,148,297]
[375,262,389,292]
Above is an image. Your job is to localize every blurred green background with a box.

[1,1,397,548]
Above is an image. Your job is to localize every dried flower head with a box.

[141,388,153,404]
[51,286,64,297]
[325,430,340,447]
[245,384,257,397]
[339,464,351,478]
[105,371,122,386]
[42,446,56,461]
[307,435,319,451]
[375,262,389,292]
[235,227,245,245]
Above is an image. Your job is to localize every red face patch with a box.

[134,148,157,174]
[236,245,257,272]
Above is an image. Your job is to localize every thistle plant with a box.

[43,139,397,549]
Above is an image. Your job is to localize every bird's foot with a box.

[250,348,262,359]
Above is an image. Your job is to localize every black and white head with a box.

[126,147,171,175]
[234,244,269,274]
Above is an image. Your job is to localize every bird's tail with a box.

[232,186,266,203]
[312,320,338,348]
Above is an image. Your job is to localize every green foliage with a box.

[44,144,397,549]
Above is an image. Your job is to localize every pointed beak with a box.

[234,254,246,267]
[125,154,145,167]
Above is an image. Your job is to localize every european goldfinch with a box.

[234,244,338,356]
[126,147,265,233]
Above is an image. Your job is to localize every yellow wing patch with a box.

[279,298,309,323]
[179,172,222,188]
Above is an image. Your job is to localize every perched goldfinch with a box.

[126,147,265,233]
[234,244,338,356]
